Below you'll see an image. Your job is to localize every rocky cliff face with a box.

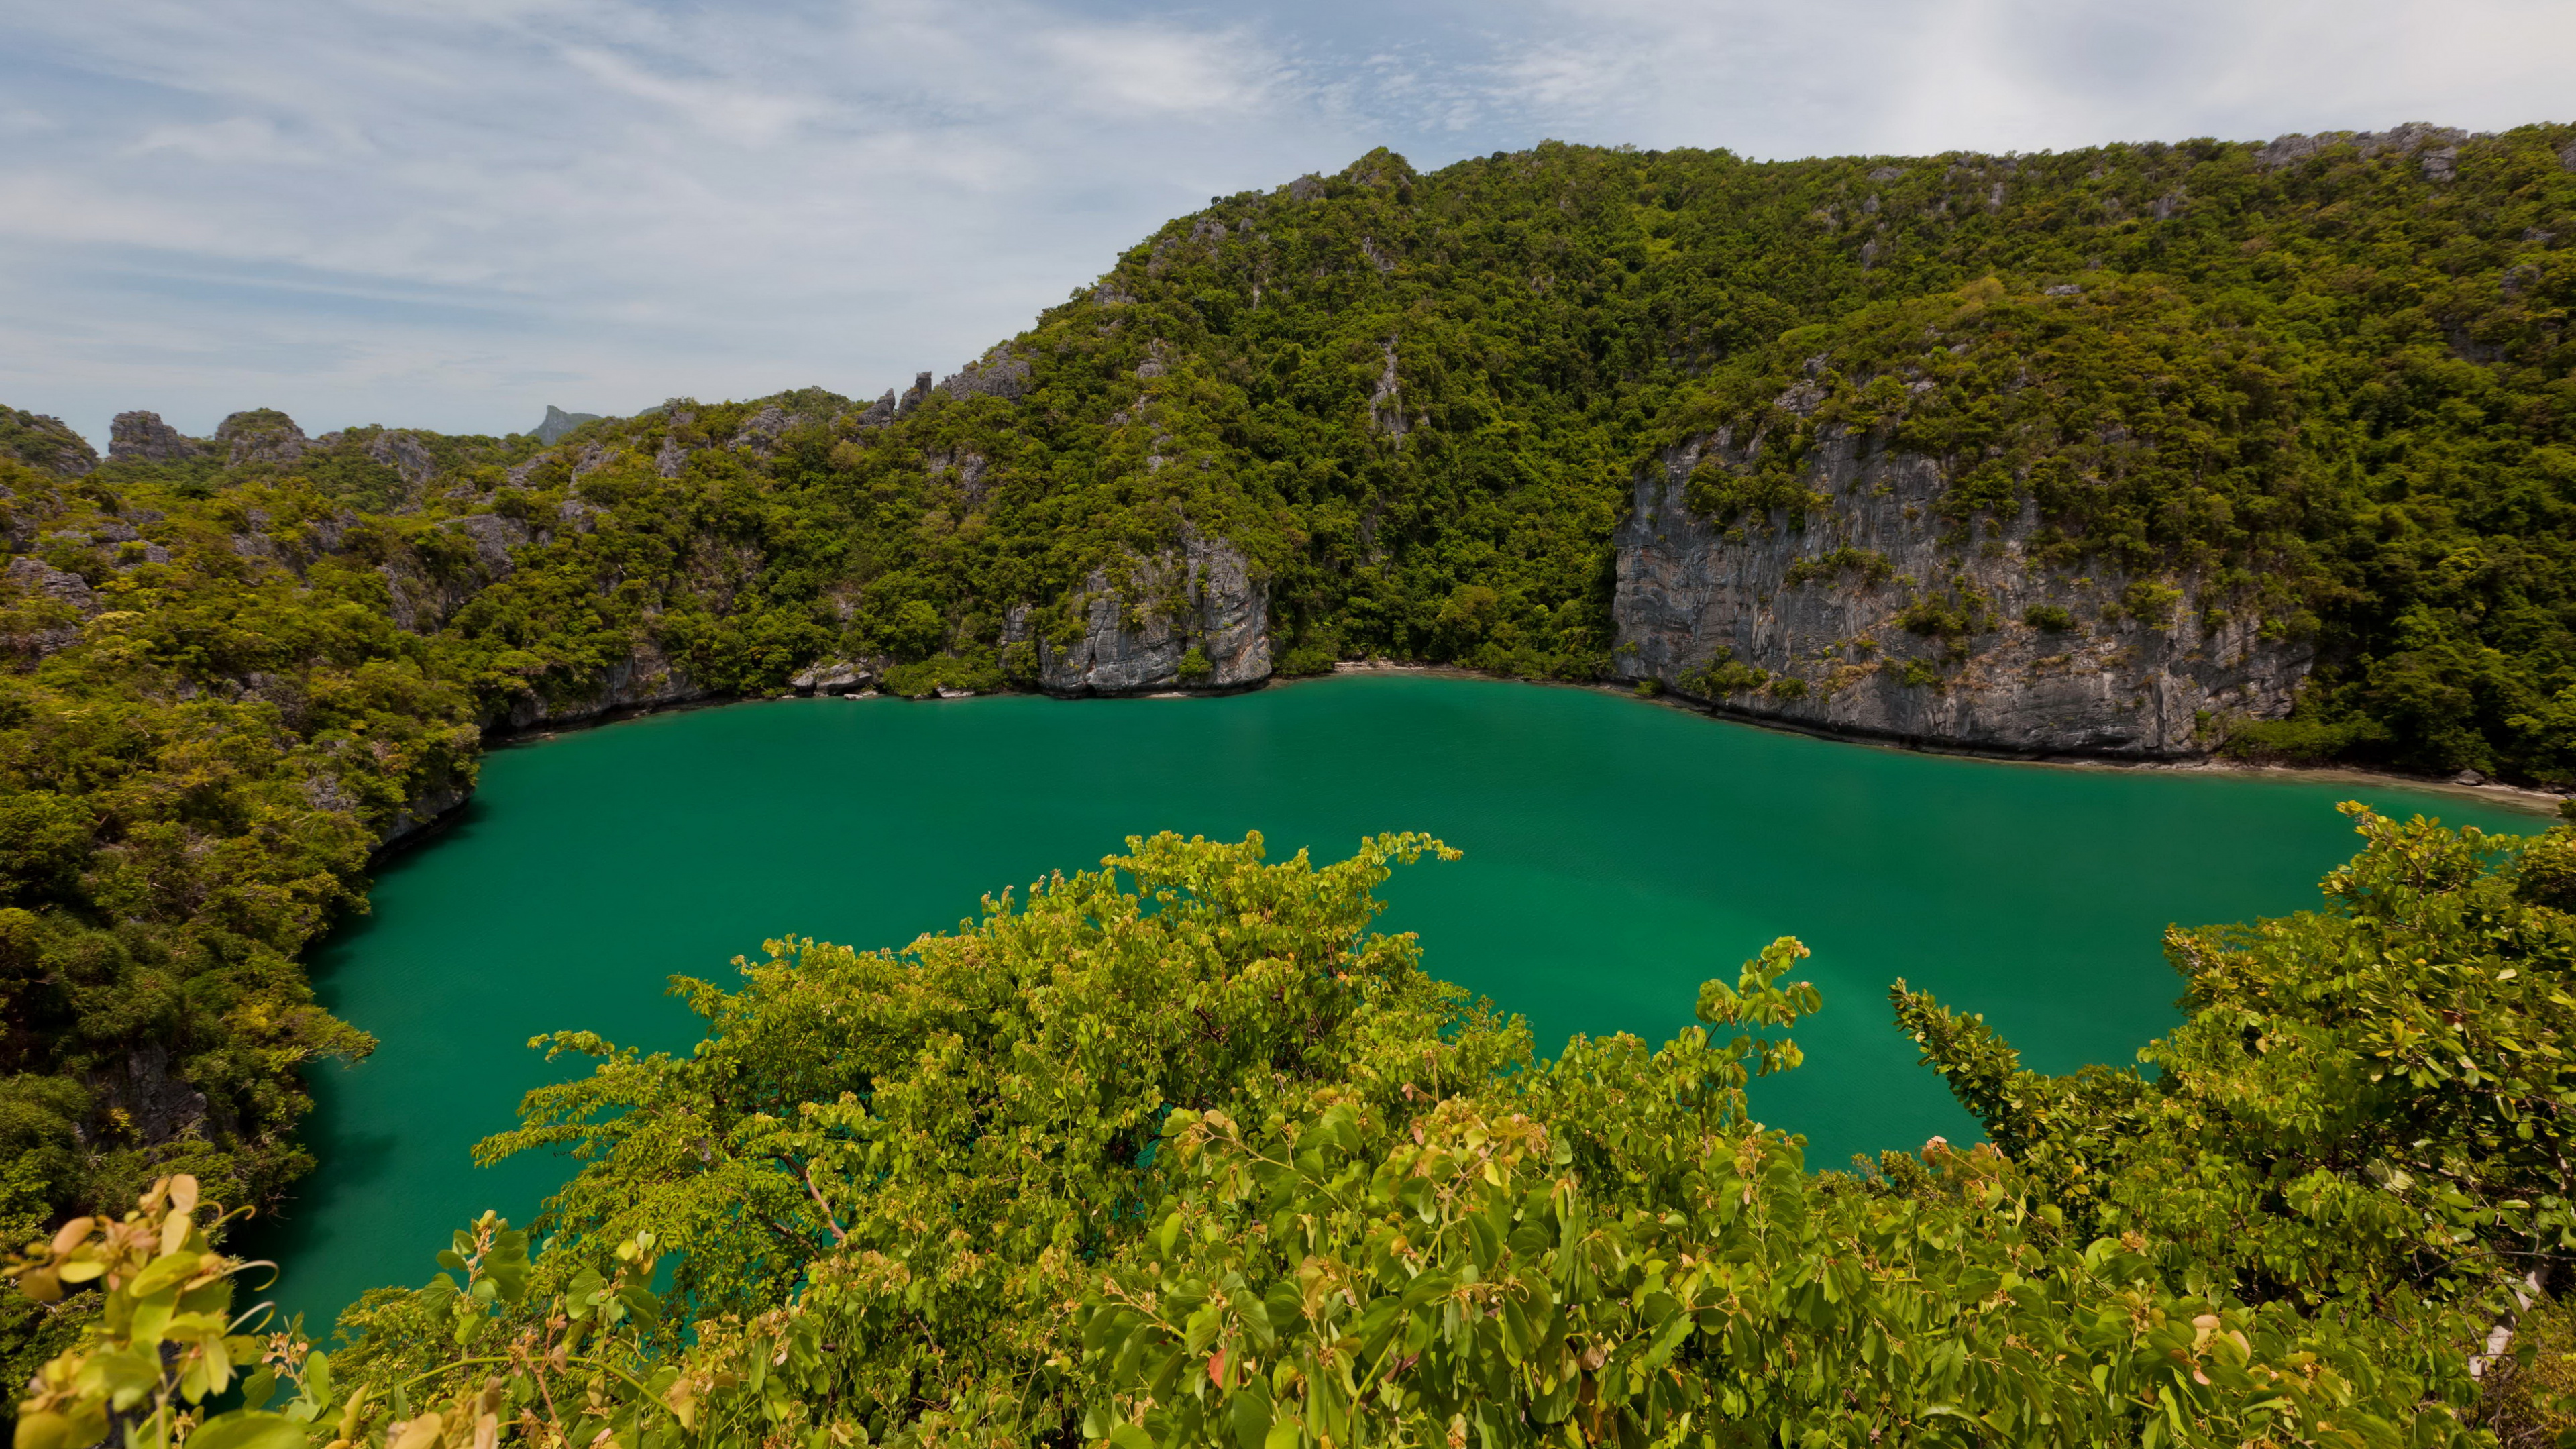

[0,406,98,476]
[1035,531,1271,696]
[109,411,208,464]
[1612,428,2311,757]
[496,635,708,731]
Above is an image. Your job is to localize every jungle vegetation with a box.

[4,121,2576,1434]
[10,810,2576,1446]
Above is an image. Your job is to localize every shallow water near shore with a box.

[250,673,2541,1328]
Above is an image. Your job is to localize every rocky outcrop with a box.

[367,429,440,494]
[377,771,474,853]
[376,514,530,632]
[937,348,1032,402]
[1367,339,1410,439]
[533,405,602,444]
[79,1043,209,1148]
[0,407,99,476]
[789,659,878,696]
[496,635,708,731]
[1611,428,2311,758]
[2257,123,2470,177]
[215,409,308,466]
[1036,531,1270,696]
[895,372,933,418]
[109,411,209,464]
[3,557,101,657]
[6,555,101,615]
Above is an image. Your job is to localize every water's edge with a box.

[381,667,2559,872]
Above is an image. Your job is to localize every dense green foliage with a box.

[11,810,2574,1446]
[7,120,2576,1417]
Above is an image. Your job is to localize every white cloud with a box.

[1053,26,1274,115]
[0,0,2567,445]
[129,115,333,164]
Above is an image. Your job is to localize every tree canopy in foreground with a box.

[9,806,2575,1447]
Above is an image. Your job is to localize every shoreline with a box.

[1317,659,2570,820]
[382,661,2566,861]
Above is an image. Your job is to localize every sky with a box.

[4,0,2572,448]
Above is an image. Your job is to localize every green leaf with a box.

[184,1413,310,1449]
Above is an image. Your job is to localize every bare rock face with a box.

[895,372,934,417]
[1038,531,1271,696]
[367,429,440,494]
[215,409,308,466]
[533,405,602,444]
[790,659,877,696]
[447,514,528,577]
[2257,123,2471,172]
[500,635,706,730]
[79,1042,209,1148]
[109,411,209,464]
[1611,429,2311,757]
[937,348,1032,402]
[376,515,530,632]
[377,771,474,853]
[0,407,99,476]
[6,555,101,615]
[3,556,101,657]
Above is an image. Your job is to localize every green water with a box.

[252,673,2542,1327]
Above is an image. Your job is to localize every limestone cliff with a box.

[0,406,98,476]
[109,411,209,464]
[1612,428,2311,757]
[495,635,707,730]
[1034,531,1271,696]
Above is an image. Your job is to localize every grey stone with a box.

[789,659,874,696]
[7,555,99,615]
[732,405,795,453]
[80,1043,207,1147]
[2257,123,2469,172]
[1368,338,1408,439]
[109,411,209,464]
[895,372,933,417]
[533,405,602,444]
[1038,529,1271,696]
[498,635,706,731]
[1,408,98,476]
[368,430,439,492]
[1610,427,2311,758]
[377,772,472,852]
[216,409,308,466]
[937,350,1032,402]
[446,514,528,577]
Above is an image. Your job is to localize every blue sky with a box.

[5,0,2571,445]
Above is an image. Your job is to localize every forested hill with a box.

[3,121,2575,1382]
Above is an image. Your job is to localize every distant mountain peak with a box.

[533,404,602,444]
